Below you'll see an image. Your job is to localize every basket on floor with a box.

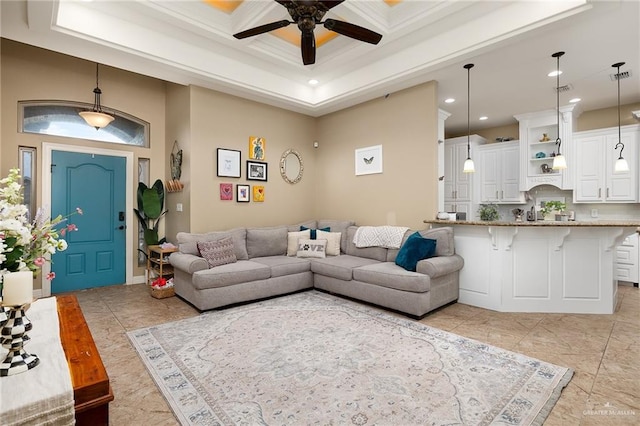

[149,286,175,299]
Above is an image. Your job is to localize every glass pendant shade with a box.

[80,64,114,130]
[614,156,629,173]
[463,158,475,173]
[79,110,114,129]
[552,154,567,170]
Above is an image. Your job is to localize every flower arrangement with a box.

[0,169,81,293]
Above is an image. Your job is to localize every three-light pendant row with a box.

[462,53,629,174]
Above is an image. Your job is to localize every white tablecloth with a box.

[0,297,75,425]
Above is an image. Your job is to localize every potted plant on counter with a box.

[539,201,567,221]
[478,203,500,222]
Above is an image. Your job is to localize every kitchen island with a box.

[424,219,640,314]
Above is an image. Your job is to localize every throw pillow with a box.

[287,229,311,256]
[197,237,237,268]
[300,225,330,239]
[316,230,341,256]
[395,232,437,272]
[296,238,327,258]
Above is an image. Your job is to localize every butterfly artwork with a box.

[355,145,383,176]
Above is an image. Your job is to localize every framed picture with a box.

[249,136,266,160]
[217,148,241,178]
[253,185,265,202]
[220,183,233,201]
[246,160,268,181]
[236,184,250,202]
[355,144,383,176]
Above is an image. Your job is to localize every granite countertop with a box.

[424,219,640,228]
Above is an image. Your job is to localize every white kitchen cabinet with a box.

[615,233,639,285]
[477,141,525,203]
[443,135,485,215]
[514,105,579,191]
[574,125,638,203]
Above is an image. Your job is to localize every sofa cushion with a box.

[252,256,311,278]
[395,232,437,272]
[353,262,431,293]
[177,228,248,260]
[345,226,388,262]
[192,260,271,290]
[246,226,288,258]
[317,220,355,253]
[311,255,379,281]
[169,252,208,274]
[316,230,341,256]
[417,227,455,257]
[287,229,311,256]
[197,237,237,268]
[297,239,327,258]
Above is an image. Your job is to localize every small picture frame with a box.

[355,145,383,176]
[253,185,265,202]
[236,184,250,202]
[220,183,233,201]
[217,148,241,178]
[249,136,266,160]
[246,160,268,181]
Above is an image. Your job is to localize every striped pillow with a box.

[197,237,237,268]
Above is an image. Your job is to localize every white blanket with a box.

[0,297,75,426]
[353,226,409,249]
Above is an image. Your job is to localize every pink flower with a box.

[34,257,46,267]
[67,224,77,232]
[46,272,56,281]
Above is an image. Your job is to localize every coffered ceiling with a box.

[1,0,639,135]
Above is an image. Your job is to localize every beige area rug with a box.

[128,291,572,425]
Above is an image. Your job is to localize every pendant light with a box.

[612,61,629,173]
[79,63,114,130]
[551,52,567,170]
[462,63,475,173]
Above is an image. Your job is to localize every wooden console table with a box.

[57,295,114,425]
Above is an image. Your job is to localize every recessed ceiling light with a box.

[479,116,488,121]
[444,98,455,103]
[308,79,319,85]
[569,97,581,103]
[548,70,563,77]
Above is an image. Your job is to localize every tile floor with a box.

[70,283,639,425]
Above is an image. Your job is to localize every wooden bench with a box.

[57,295,114,425]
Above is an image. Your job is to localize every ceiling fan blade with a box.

[324,19,382,44]
[301,30,316,65]
[233,20,291,39]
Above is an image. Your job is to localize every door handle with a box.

[116,225,126,230]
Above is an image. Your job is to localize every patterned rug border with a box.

[128,290,573,425]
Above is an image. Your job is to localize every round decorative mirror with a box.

[280,149,304,184]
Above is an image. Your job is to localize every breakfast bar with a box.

[424,220,640,314]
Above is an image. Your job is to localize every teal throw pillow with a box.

[300,225,330,239]
[395,232,437,272]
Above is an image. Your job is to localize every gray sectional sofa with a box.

[169,220,464,318]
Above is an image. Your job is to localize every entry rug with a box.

[128,291,573,425]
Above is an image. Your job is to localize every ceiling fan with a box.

[233,0,383,65]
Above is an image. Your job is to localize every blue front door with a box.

[51,151,126,292]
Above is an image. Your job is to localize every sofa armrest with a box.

[169,252,208,274]
[416,254,464,279]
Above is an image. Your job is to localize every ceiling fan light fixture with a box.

[80,63,114,130]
